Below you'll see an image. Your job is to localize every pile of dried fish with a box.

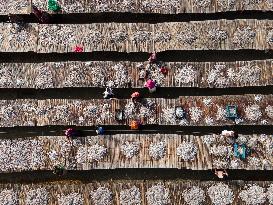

[232,26,256,48]
[176,142,198,161]
[149,141,166,159]
[244,104,262,121]
[0,189,19,205]
[87,144,107,162]
[131,31,151,43]
[120,141,140,159]
[183,186,205,205]
[176,29,197,45]
[146,184,170,205]
[265,105,273,119]
[207,64,229,87]
[208,28,228,43]
[267,184,273,204]
[239,184,267,205]
[175,64,197,86]
[120,186,141,205]
[189,107,203,123]
[57,193,84,205]
[162,108,176,124]
[207,183,234,205]
[193,0,211,8]
[91,187,113,205]
[25,188,49,205]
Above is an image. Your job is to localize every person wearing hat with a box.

[144,79,157,93]
[65,128,78,139]
[214,169,228,179]
[53,164,66,176]
[96,126,105,135]
[130,120,140,130]
[131,91,140,103]
[103,87,114,99]
[148,52,157,64]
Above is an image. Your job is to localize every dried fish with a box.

[193,0,212,8]
[111,63,130,88]
[35,65,54,89]
[87,144,107,162]
[232,26,256,48]
[132,31,151,43]
[120,141,140,159]
[189,107,203,123]
[175,64,197,86]
[26,188,48,205]
[244,104,262,121]
[201,135,216,145]
[207,64,229,88]
[265,105,273,119]
[239,184,266,205]
[58,193,84,205]
[110,31,128,44]
[228,65,261,85]
[162,108,176,125]
[120,186,141,205]
[149,141,166,160]
[208,28,228,43]
[266,29,273,45]
[83,30,103,45]
[146,184,170,205]
[62,1,85,13]
[217,0,236,10]
[248,157,262,169]
[183,186,205,205]
[267,184,273,204]
[208,183,234,205]
[154,31,171,43]
[177,142,198,161]
[0,189,19,205]
[216,106,226,121]
[140,1,158,11]
[91,187,112,205]
[209,145,233,157]
[176,29,197,45]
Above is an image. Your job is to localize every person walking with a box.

[144,79,157,93]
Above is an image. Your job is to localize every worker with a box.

[148,52,157,64]
[53,164,66,176]
[221,130,235,137]
[103,87,114,99]
[130,120,140,130]
[96,126,105,135]
[160,66,168,75]
[74,45,83,52]
[65,128,78,141]
[131,91,140,103]
[214,169,228,179]
[144,79,157,93]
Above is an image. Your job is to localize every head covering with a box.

[160,66,168,75]
[148,52,157,63]
[65,128,74,137]
[74,45,83,52]
[48,0,61,12]
[145,79,156,89]
[131,92,140,98]
[130,120,139,129]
